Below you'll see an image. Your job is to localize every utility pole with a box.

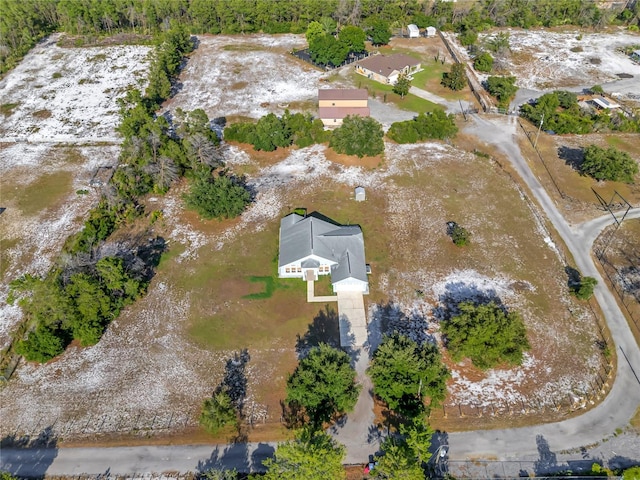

[533,113,544,150]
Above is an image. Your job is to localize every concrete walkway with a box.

[306,280,338,303]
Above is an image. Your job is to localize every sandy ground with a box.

[0,33,150,141]
[0,33,611,442]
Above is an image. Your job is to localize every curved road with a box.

[449,115,640,459]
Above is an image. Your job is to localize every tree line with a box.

[2,0,639,75]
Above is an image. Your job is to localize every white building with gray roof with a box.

[278,212,369,294]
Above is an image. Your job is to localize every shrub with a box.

[286,343,359,428]
[473,52,494,72]
[200,391,238,434]
[485,76,518,109]
[184,171,251,220]
[571,276,598,300]
[15,324,66,363]
[441,63,467,91]
[581,144,638,182]
[368,333,449,416]
[447,221,470,246]
[441,301,530,370]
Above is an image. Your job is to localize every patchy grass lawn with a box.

[350,71,441,113]
[517,125,640,224]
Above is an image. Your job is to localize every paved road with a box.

[448,114,640,460]
[0,443,277,477]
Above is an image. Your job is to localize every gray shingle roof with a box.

[278,213,367,284]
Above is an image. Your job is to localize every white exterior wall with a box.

[278,254,335,278]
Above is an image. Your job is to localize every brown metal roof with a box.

[318,88,368,101]
[318,106,370,119]
[356,53,420,77]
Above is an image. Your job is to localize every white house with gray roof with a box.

[278,212,369,294]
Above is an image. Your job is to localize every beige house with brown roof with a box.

[318,88,370,128]
[355,53,422,85]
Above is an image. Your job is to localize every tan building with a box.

[355,53,421,85]
[318,88,370,128]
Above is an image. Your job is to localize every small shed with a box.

[426,26,437,37]
[407,24,420,38]
[631,50,640,64]
[591,97,620,110]
[355,186,366,202]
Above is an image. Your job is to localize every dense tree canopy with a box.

[368,333,449,417]
[441,302,530,370]
[581,144,638,183]
[367,18,392,45]
[286,343,360,429]
[224,111,326,152]
[262,430,345,480]
[2,0,635,76]
[330,116,384,158]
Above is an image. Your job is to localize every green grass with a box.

[13,171,72,217]
[351,72,441,113]
[243,275,277,299]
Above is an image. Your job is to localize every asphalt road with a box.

[0,443,277,477]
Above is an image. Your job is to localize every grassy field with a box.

[350,70,442,113]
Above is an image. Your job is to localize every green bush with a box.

[473,52,494,72]
[581,145,638,183]
[368,334,449,417]
[200,391,239,434]
[571,275,598,300]
[388,110,458,143]
[441,301,530,370]
[448,222,470,246]
[485,76,518,109]
[15,324,66,363]
[286,343,360,428]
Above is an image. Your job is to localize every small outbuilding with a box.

[426,26,437,37]
[591,97,620,110]
[355,186,366,202]
[407,24,420,38]
[631,50,640,64]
